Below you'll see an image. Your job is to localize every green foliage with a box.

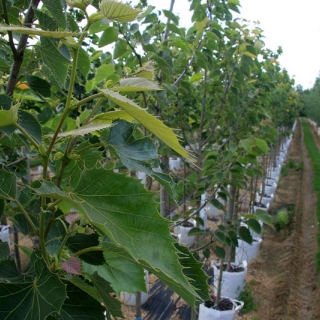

[238,285,258,314]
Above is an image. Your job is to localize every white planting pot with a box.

[174,219,196,247]
[0,225,10,247]
[137,172,146,185]
[253,202,269,212]
[235,238,263,264]
[241,221,263,239]
[199,208,207,230]
[255,193,274,207]
[169,157,181,171]
[201,193,223,218]
[198,299,244,320]
[119,270,149,306]
[212,261,247,300]
[264,182,277,195]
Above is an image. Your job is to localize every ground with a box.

[240,119,320,320]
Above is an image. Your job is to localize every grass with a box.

[274,208,294,231]
[301,119,320,272]
[281,160,304,177]
[238,285,257,314]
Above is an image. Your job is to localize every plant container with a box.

[0,225,10,247]
[174,219,196,247]
[235,238,263,264]
[212,261,247,299]
[198,297,244,320]
[169,157,181,171]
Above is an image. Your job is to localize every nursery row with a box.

[0,0,301,319]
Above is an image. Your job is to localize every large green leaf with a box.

[98,27,119,47]
[107,120,157,172]
[26,75,51,98]
[78,47,91,78]
[100,89,192,162]
[99,0,141,23]
[34,168,202,306]
[0,252,67,320]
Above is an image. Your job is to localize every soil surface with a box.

[240,119,320,320]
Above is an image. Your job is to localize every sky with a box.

[132,0,320,89]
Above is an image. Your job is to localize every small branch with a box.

[2,0,18,57]
[6,0,41,96]
[13,199,37,233]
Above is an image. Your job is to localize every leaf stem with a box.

[13,199,37,233]
[73,246,104,257]
[14,123,40,150]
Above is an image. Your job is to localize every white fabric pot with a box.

[212,261,247,299]
[0,225,10,247]
[235,238,262,264]
[198,299,244,320]
[119,270,149,306]
[169,157,181,171]
[174,219,196,247]
[253,202,269,213]
[199,208,207,230]
[137,172,146,185]
[264,182,277,195]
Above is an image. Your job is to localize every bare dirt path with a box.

[242,119,320,320]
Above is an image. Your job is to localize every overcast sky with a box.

[133,0,320,89]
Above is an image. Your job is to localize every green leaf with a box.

[78,47,91,78]
[55,123,112,137]
[99,0,141,22]
[100,89,192,162]
[83,241,146,294]
[0,103,19,129]
[107,120,157,172]
[189,72,203,83]
[175,243,210,302]
[116,77,161,92]
[58,282,105,320]
[98,27,119,47]
[247,219,262,235]
[34,8,59,31]
[0,57,10,72]
[91,110,135,124]
[0,252,67,320]
[238,226,253,244]
[26,75,51,98]
[18,111,43,144]
[255,209,274,228]
[255,137,269,153]
[163,9,179,24]
[90,272,124,318]
[151,172,178,204]
[214,230,226,243]
[113,39,130,59]
[0,242,10,261]
[214,246,225,259]
[0,199,4,220]
[95,64,115,84]
[42,0,66,28]
[34,169,201,306]
[227,230,238,247]
[38,37,70,87]
[0,169,16,199]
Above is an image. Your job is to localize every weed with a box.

[238,285,257,314]
[281,166,289,177]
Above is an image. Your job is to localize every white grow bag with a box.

[174,219,196,247]
[119,270,149,306]
[198,299,244,320]
[0,225,10,247]
[212,261,247,300]
[235,238,262,264]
